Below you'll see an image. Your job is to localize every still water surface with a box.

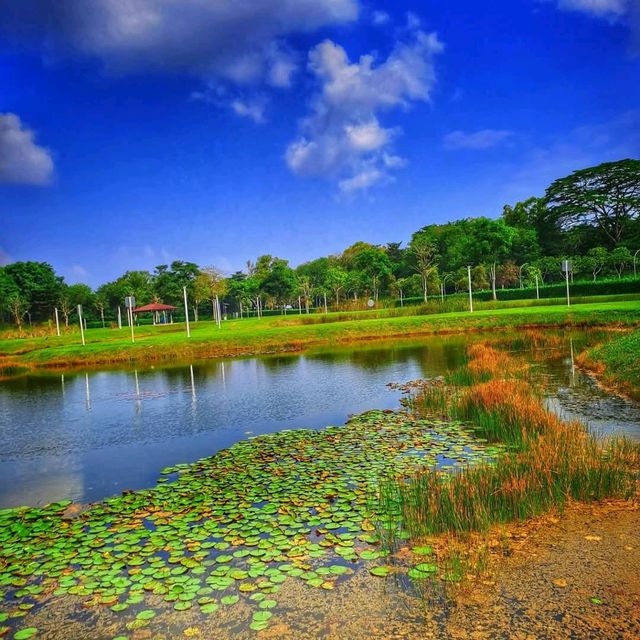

[1,331,638,508]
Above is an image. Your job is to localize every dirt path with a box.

[438,500,640,640]
[271,500,640,640]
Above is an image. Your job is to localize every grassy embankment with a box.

[577,328,640,400]
[0,297,639,375]
[379,342,639,550]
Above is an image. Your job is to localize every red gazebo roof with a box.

[132,303,177,313]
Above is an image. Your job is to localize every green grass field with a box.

[579,327,640,398]
[1,296,639,374]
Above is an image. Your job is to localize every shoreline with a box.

[1,300,639,378]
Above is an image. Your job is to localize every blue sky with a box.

[1,0,638,287]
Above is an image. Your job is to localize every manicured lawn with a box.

[1,298,639,372]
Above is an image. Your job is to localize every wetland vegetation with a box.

[1,329,638,639]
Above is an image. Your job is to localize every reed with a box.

[380,344,639,540]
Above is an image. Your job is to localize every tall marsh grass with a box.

[381,344,639,539]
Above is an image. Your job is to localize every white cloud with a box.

[286,29,443,192]
[372,10,390,26]
[0,0,359,119]
[1,1,359,80]
[230,99,267,124]
[0,113,54,185]
[556,0,627,18]
[443,128,513,151]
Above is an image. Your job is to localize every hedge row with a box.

[395,278,640,307]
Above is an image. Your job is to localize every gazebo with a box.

[132,302,177,325]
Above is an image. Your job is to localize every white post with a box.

[323,292,328,314]
[54,307,60,337]
[535,274,540,300]
[183,286,191,337]
[400,289,403,307]
[77,305,86,346]
[215,295,221,329]
[440,283,444,302]
[117,306,122,329]
[467,265,474,313]
[298,296,302,314]
[634,249,639,278]
[563,261,571,307]
[128,306,135,343]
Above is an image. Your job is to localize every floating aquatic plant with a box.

[0,409,500,635]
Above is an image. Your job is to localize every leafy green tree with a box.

[153,261,199,306]
[582,247,609,281]
[609,246,633,278]
[3,261,63,321]
[259,261,298,308]
[0,268,20,324]
[466,218,515,299]
[503,197,561,256]
[340,241,375,269]
[345,270,367,302]
[545,159,640,247]
[352,246,392,301]
[296,275,313,312]
[195,267,226,321]
[385,242,408,278]
[325,266,348,307]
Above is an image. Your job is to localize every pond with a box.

[1,330,639,509]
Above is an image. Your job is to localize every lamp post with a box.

[467,266,474,313]
[634,249,640,279]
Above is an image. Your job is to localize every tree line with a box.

[1,159,639,328]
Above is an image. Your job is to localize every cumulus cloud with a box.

[0,0,358,118]
[0,113,53,185]
[443,129,513,151]
[286,30,443,193]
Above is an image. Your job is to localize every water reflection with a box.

[0,331,638,509]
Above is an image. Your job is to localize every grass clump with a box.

[578,328,640,399]
[381,344,639,540]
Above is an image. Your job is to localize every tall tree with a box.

[3,261,63,321]
[545,159,640,247]
[325,266,348,308]
[352,247,392,301]
[408,230,439,302]
[466,218,514,299]
[198,267,227,320]
[259,261,298,308]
